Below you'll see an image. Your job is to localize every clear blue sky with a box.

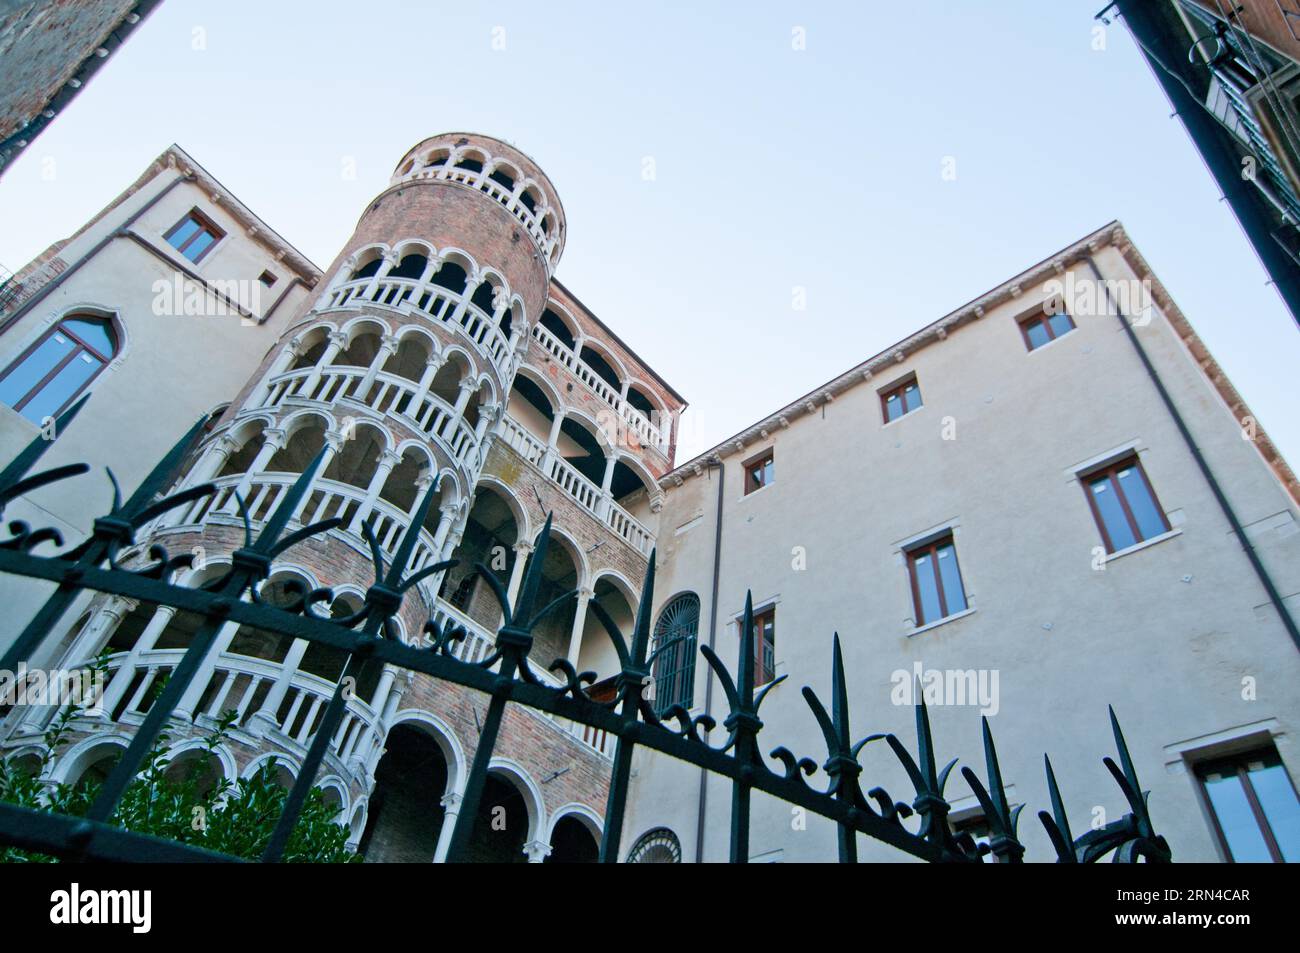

[1,0,1297,468]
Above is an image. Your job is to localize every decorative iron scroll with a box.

[0,400,1171,863]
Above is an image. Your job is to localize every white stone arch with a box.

[240,751,300,784]
[50,732,130,784]
[392,323,440,359]
[258,561,324,600]
[4,744,50,779]
[176,557,232,589]
[535,522,591,592]
[434,466,464,508]
[316,775,351,819]
[472,371,499,408]
[384,709,468,795]
[561,405,616,456]
[277,407,337,441]
[576,336,630,386]
[164,738,237,786]
[473,476,532,544]
[392,437,438,475]
[338,314,392,346]
[340,416,395,454]
[344,243,390,280]
[511,363,565,417]
[423,144,452,168]
[450,145,490,169]
[53,303,129,361]
[346,796,369,847]
[613,450,658,497]
[545,801,603,843]
[542,298,582,341]
[438,343,480,384]
[474,265,512,303]
[486,757,545,846]
[434,246,478,284]
[623,377,665,417]
[591,568,640,610]
[507,293,528,330]
[216,412,276,454]
[391,238,436,262]
[484,156,522,184]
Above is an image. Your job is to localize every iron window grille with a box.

[650,593,699,716]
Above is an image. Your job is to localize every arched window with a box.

[0,314,118,423]
[651,593,699,715]
[626,827,681,863]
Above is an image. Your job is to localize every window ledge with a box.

[1026,329,1076,355]
[739,482,774,503]
[1104,528,1182,563]
[907,606,977,637]
[881,407,923,429]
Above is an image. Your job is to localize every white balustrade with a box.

[322,277,513,379]
[530,322,667,454]
[98,649,380,773]
[257,365,481,469]
[161,472,442,572]
[495,416,654,556]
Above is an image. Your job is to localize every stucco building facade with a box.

[0,133,1296,863]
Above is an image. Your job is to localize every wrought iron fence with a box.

[0,398,1173,863]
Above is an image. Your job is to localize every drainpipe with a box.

[1086,255,1299,651]
[694,456,725,862]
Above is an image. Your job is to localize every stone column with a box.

[354,333,399,401]
[565,586,594,666]
[289,429,344,523]
[432,791,463,863]
[245,337,306,410]
[221,428,286,513]
[95,602,170,717]
[175,617,242,720]
[246,637,311,736]
[523,839,552,863]
[349,449,402,533]
[300,330,348,395]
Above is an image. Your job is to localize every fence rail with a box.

[0,397,1171,863]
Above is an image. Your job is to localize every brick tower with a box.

[11,134,685,863]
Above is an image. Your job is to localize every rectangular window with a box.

[880,376,922,423]
[1195,745,1299,862]
[1082,455,1169,553]
[164,210,224,263]
[743,451,774,495]
[749,606,776,686]
[1019,302,1075,351]
[906,534,968,627]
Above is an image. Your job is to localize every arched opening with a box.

[626,385,656,420]
[384,335,431,386]
[487,165,515,192]
[322,422,385,490]
[217,421,267,478]
[334,328,383,369]
[579,345,621,393]
[626,827,682,863]
[388,252,427,280]
[539,308,575,350]
[288,326,331,371]
[359,723,449,863]
[298,593,382,703]
[378,448,439,516]
[440,486,519,630]
[163,749,226,799]
[506,375,555,448]
[470,280,496,315]
[578,576,634,682]
[266,416,328,476]
[560,417,607,487]
[429,351,471,408]
[463,772,529,863]
[430,261,468,295]
[610,459,652,508]
[519,188,540,215]
[64,743,124,793]
[546,815,599,863]
[517,530,579,666]
[351,259,382,282]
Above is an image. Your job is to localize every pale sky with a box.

[1,0,1297,468]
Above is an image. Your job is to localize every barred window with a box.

[651,593,699,715]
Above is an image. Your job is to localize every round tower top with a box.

[390,133,566,271]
